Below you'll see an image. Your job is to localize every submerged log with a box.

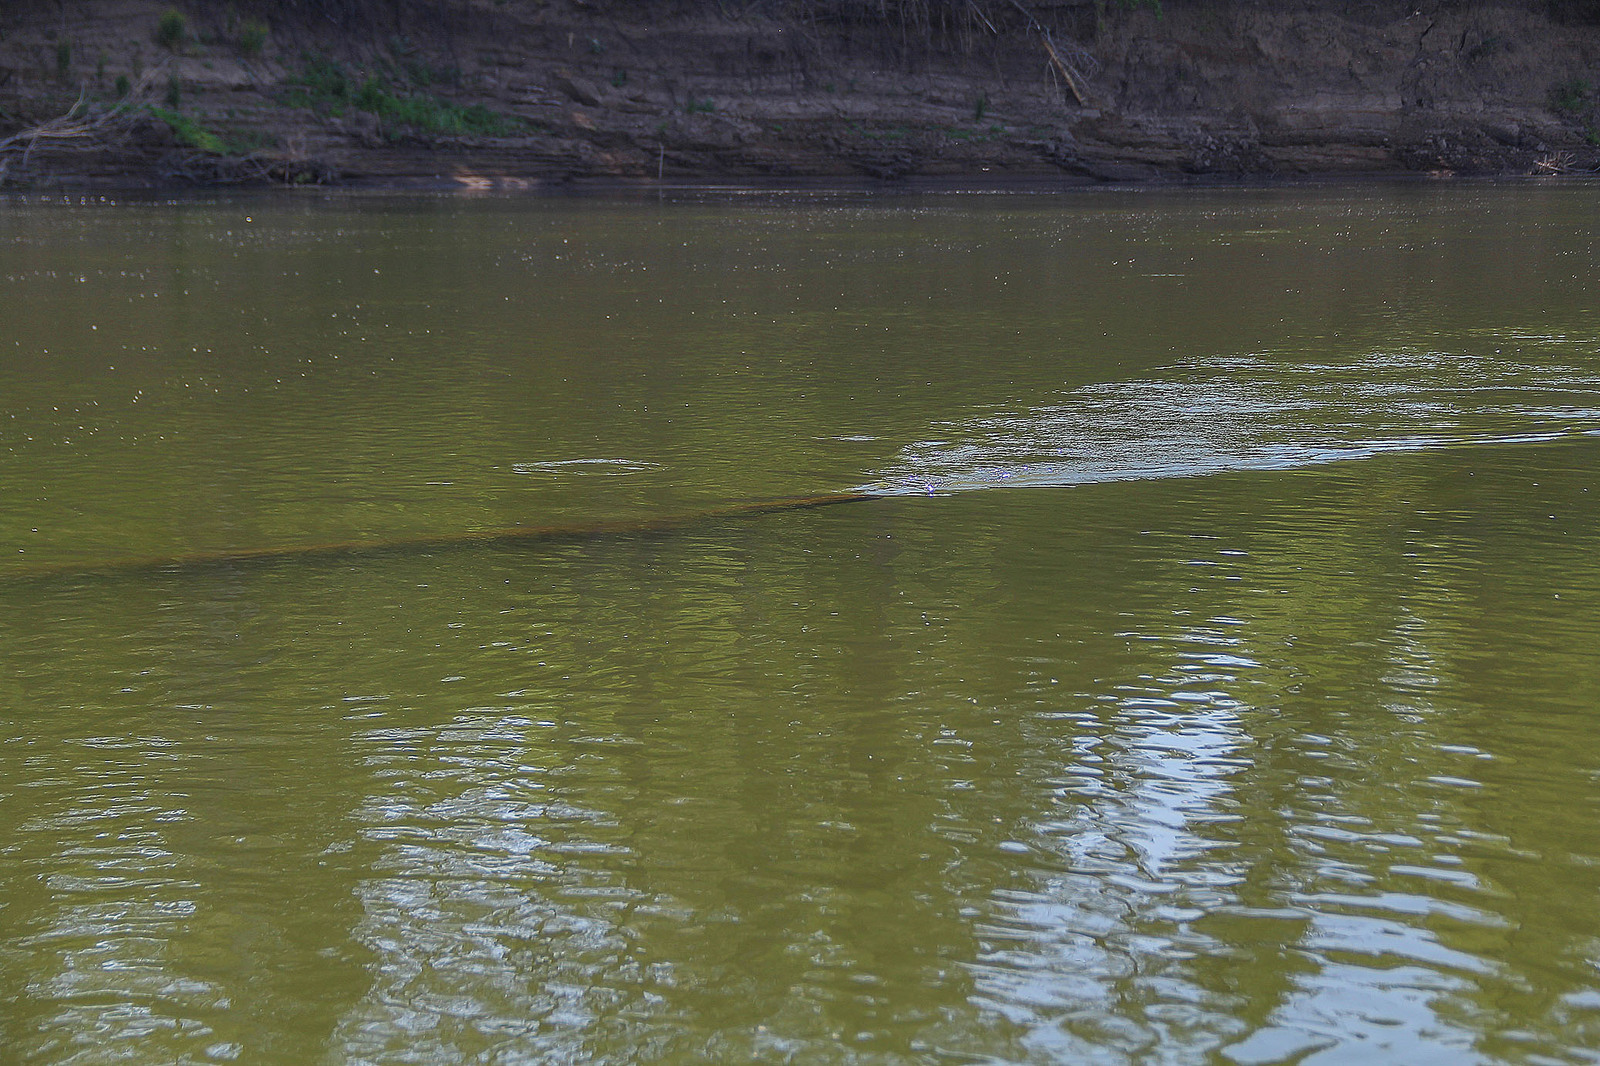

[3,492,883,583]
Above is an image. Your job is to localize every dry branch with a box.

[1039,31,1087,106]
[1003,0,1097,106]
[0,70,164,176]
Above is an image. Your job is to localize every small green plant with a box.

[156,8,187,51]
[1550,77,1594,113]
[222,128,274,155]
[165,73,182,109]
[973,93,987,122]
[115,73,131,97]
[398,97,519,136]
[686,97,715,114]
[610,69,627,88]
[354,75,388,112]
[283,57,524,136]
[55,41,71,80]
[368,79,517,134]
[237,19,268,57]
[149,106,225,153]
[283,54,349,108]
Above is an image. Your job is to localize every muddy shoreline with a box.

[4,0,1599,190]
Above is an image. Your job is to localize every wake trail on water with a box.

[8,350,1600,581]
[860,350,1600,497]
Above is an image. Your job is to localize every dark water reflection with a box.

[3,186,1600,1063]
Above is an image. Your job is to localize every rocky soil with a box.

[2,0,1599,188]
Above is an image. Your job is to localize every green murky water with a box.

[2,184,1599,1064]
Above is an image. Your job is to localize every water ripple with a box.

[865,351,1600,496]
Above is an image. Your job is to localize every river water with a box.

[2,184,1599,1064]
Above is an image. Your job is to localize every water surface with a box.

[3,184,1600,1064]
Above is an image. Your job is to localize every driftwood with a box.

[1531,150,1598,175]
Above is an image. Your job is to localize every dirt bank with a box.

[3,0,1599,188]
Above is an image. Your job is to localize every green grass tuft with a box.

[283,57,523,136]
[149,106,225,154]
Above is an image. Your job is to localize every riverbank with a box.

[3,0,1599,188]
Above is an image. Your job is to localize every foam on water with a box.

[861,349,1600,496]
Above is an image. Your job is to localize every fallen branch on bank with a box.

[1039,31,1090,107]
[0,71,162,177]
[0,69,333,187]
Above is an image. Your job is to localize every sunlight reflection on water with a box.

[7,187,1600,1065]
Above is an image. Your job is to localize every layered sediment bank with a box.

[3,0,1599,188]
